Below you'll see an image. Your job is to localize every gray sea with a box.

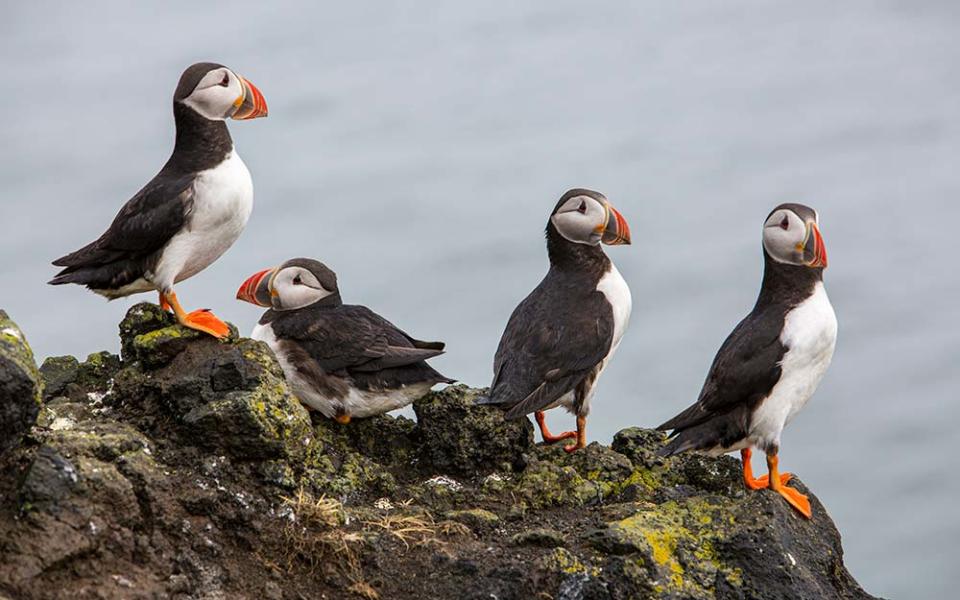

[2,2,958,597]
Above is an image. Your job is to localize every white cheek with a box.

[182,85,239,120]
[552,212,601,245]
[763,228,802,263]
[280,286,330,310]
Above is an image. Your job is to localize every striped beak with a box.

[231,75,268,120]
[803,222,828,268]
[601,202,631,245]
[236,268,275,307]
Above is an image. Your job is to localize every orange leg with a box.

[158,292,171,312]
[767,453,812,519]
[335,413,351,425]
[562,415,588,454]
[741,448,791,490]
[161,290,230,339]
[535,411,576,444]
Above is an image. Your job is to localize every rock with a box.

[39,355,79,400]
[444,508,500,531]
[0,310,41,454]
[413,384,534,476]
[0,307,877,600]
[512,528,566,548]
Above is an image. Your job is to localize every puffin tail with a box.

[656,433,695,458]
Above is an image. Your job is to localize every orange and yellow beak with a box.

[601,203,631,246]
[236,268,275,307]
[802,222,828,268]
[231,75,268,120]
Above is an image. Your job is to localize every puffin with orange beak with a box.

[237,258,454,423]
[49,62,268,338]
[477,189,632,452]
[657,203,836,519]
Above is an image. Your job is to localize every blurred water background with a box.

[2,2,959,597]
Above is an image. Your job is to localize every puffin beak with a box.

[236,268,275,307]
[231,76,268,120]
[601,202,631,245]
[803,222,828,268]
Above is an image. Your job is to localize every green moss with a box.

[445,508,500,529]
[514,459,600,508]
[538,548,600,577]
[0,311,42,406]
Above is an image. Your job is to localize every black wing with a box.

[481,273,614,419]
[49,172,195,289]
[656,306,786,454]
[271,304,451,385]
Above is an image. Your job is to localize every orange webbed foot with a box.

[754,472,793,487]
[543,430,578,444]
[562,439,586,453]
[776,484,812,519]
[180,309,230,339]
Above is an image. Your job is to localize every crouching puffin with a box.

[657,203,836,518]
[477,189,632,452]
[48,62,268,338]
[236,258,454,422]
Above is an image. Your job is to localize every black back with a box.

[265,301,453,394]
[657,250,824,455]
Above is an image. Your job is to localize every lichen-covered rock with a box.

[0,306,877,600]
[0,310,41,454]
[445,508,500,531]
[414,384,534,476]
[38,355,79,400]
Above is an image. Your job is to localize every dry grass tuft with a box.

[347,581,381,599]
[281,488,344,529]
[364,513,438,549]
[437,520,472,538]
[279,488,369,592]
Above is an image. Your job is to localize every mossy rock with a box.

[413,385,534,477]
[445,508,500,531]
[39,355,79,400]
[0,310,42,454]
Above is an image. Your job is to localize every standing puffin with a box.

[657,203,836,518]
[477,189,632,452]
[48,62,268,338]
[236,258,454,422]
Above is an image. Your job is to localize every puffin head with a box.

[548,188,631,247]
[174,62,268,121]
[762,203,828,268]
[236,258,340,311]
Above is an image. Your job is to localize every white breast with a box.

[596,262,632,359]
[150,150,253,290]
[749,282,838,450]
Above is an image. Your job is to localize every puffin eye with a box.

[577,201,587,214]
[779,216,789,230]
[219,73,230,87]
[293,275,302,285]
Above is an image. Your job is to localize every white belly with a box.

[252,322,430,419]
[150,150,253,289]
[749,282,838,450]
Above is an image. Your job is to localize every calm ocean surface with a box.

[2,2,958,597]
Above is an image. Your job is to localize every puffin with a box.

[477,189,632,452]
[236,258,454,422]
[48,62,268,338]
[657,203,836,518]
